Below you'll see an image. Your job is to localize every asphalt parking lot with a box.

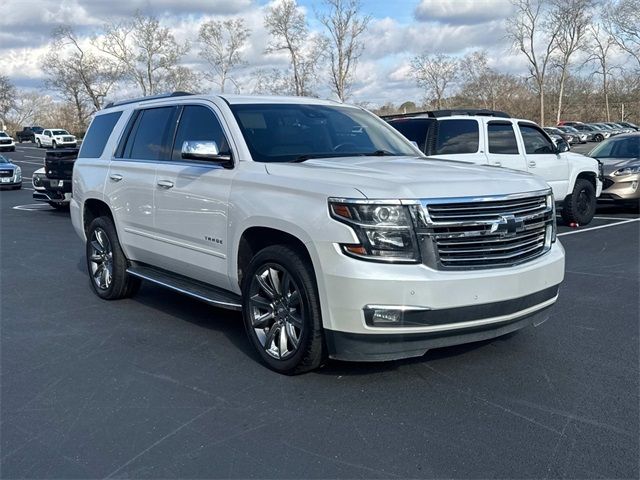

[1,144,638,478]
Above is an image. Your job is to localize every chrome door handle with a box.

[157,180,174,189]
[109,174,123,182]
[528,160,536,167]
[491,161,502,166]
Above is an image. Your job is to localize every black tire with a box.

[86,216,141,300]
[36,139,41,148]
[52,141,57,149]
[241,245,325,375]
[594,134,603,142]
[48,201,69,210]
[562,178,597,225]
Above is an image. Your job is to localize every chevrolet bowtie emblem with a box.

[490,214,525,237]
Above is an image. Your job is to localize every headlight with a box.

[613,165,640,176]
[32,172,45,187]
[329,200,420,263]
[546,193,556,243]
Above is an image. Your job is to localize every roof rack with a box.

[382,109,511,120]
[104,91,194,109]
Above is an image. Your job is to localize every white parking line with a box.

[593,215,636,221]
[16,146,40,150]
[25,155,44,159]
[558,218,640,236]
[10,159,42,166]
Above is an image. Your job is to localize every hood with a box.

[265,156,549,199]
[562,151,600,169]
[0,162,16,170]
[594,157,640,175]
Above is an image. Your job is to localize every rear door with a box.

[484,120,527,172]
[517,122,569,198]
[152,103,236,290]
[428,118,484,163]
[104,105,179,266]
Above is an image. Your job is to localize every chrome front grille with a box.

[415,190,555,270]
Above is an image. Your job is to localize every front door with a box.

[153,104,235,290]
[518,123,570,199]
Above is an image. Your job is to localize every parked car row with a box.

[383,109,602,225]
[557,121,639,142]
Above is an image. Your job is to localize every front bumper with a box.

[0,173,21,186]
[600,174,640,201]
[316,241,565,361]
[0,143,15,150]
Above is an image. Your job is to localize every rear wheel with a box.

[241,245,325,375]
[594,134,604,142]
[86,216,140,300]
[562,178,597,225]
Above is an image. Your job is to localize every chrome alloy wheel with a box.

[88,228,113,291]
[249,264,304,360]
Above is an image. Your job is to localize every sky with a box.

[1,0,527,106]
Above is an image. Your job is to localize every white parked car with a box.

[71,93,565,374]
[0,131,16,151]
[34,128,77,149]
[387,110,604,225]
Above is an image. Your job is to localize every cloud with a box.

[414,0,514,25]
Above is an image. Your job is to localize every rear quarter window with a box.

[388,119,432,152]
[435,119,479,154]
[79,112,123,159]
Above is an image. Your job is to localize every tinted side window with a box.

[172,105,230,161]
[519,124,555,154]
[389,119,432,152]
[435,120,479,154]
[125,107,177,161]
[79,112,122,159]
[488,122,519,154]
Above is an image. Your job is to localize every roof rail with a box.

[103,91,194,109]
[382,109,511,120]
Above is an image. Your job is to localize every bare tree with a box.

[41,60,92,128]
[587,23,618,121]
[550,0,593,123]
[0,75,16,128]
[98,12,190,96]
[506,0,561,125]
[410,53,458,109]
[250,68,294,95]
[199,18,250,93]
[317,0,370,101]
[605,0,640,70]
[264,0,325,96]
[46,26,120,112]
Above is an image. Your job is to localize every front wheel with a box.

[36,139,41,148]
[86,216,140,300]
[52,141,57,149]
[241,245,325,375]
[594,134,603,142]
[562,178,597,225]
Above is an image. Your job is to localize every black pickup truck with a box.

[15,126,44,143]
[32,148,78,209]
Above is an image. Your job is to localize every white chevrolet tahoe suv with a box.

[71,93,565,374]
[35,128,77,149]
[387,110,604,225]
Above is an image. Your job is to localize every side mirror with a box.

[181,140,233,168]
[556,138,570,153]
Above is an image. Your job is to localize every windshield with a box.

[590,137,640,158]
[229,103,419,163]
[0,132,8,138]
[52,130,69,135]
[0,155,9,163]
[562,126,579,133]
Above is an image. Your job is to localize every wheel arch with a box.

[83,198,114,235]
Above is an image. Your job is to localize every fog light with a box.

[372,309,402,324]
[632,181,638,191]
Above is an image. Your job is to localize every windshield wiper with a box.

[292,150,398,163]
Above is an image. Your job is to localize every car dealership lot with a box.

[1,144,638,478]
